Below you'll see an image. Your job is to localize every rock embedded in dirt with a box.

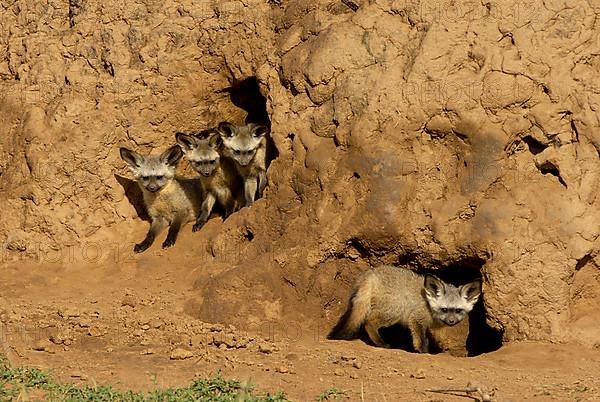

[190,335,205,347]
[121,296,137,308]
[207,323,225,332]
[88,326,106,337]
[411,368,426,379]
[50,329,74,345]
[258,342,275,354]
[148,318,163,329]
[212,332,237,348]
[58,308,80,319]
[32,339,55,352]
[77,319,91,328]
[170,348,194,360]
[275,366,289,374]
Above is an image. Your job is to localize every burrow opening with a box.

[538,161,567,188]
[217,77,279,214]
[375,257,503,357]
[223,76,278,163]
[522,135,547,155]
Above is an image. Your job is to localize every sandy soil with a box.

[0,226,598,401]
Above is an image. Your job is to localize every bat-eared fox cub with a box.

[175,129,241,231]
[216,122,269,207]
[119,145,202,253]
[328,265,482,353]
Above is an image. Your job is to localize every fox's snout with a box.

[146,183,160,192]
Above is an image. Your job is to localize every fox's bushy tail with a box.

[327,276,374,340]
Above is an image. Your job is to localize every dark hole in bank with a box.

[223,77,278,163]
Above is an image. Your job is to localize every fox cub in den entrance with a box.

[216,122,269,207]
[120,145,202,253]
[328,266,482,353]
[175,129,241,231]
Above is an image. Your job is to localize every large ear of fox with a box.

[249,124,269,138]
[120,147,142,168]
[217,122,236,138]
[161,145,183,167]
[424,274,444,297]
[208,132,222,149]
[175,132,198,151]
[460,280,482,304]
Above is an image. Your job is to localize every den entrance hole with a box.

[223,76,279,164]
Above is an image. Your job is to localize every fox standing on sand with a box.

[175,129,241,231]
[216,122,269,207]
[119,145,202,253]
[328,265,482,353]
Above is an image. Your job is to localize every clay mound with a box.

[0,0,599,354]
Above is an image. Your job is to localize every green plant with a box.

[315,387,346,401]
[0,357,289,401]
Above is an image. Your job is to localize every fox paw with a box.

[134,243,150,253]
[161,239,176,249]
[192,221,206,232]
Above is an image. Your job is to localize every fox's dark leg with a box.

[244,177,258,207]
[409,322,428,353]
[257,170,267,198]
[422,328,430,353]
[162,216,183,248]
[193,193,216,232]
[364,320,390,348]
[224,204,235,219]
[219,189,235,219]
[134,218,166,253]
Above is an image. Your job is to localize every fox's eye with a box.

[142,176,149,180]
[156,175,164,180]
[441,308,448,313]
[233,150,241,155]
[455,308,463,314]
[210,159,217,164]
